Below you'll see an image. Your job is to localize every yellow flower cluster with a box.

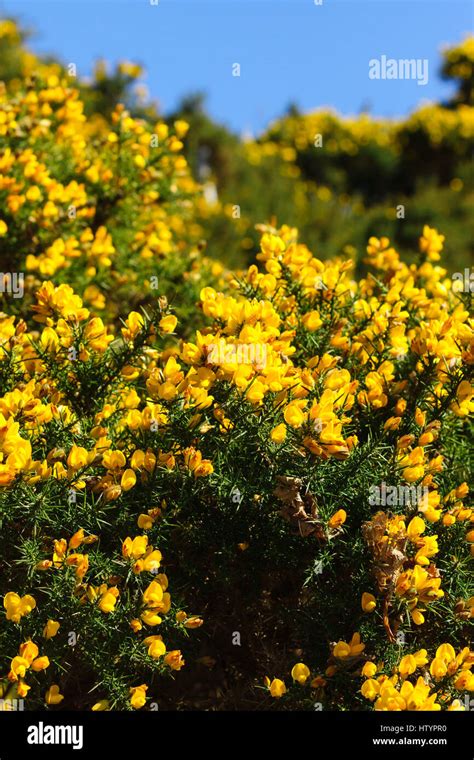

[265,663,326,699]
[361,644,474,710]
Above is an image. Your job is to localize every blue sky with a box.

[2,0,472,134]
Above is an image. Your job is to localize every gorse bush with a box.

[1,21,473,272]
[170,36,474,269]
[0,20,473,711]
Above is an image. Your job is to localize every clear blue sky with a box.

[2,0,472,134]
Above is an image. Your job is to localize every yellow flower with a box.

[403,465,425,483]
[139,550,162,574]
[361,662,377,678]
[435,643,456,663]
[68,529,85,550]
[102,449,126,470]
[361,679,380,700]
[31,656,50,672]
[398,654,417,677]
[183,447,201,471]
[413,649,429,667]
[406,516,425,540]
[291,663,310,685]
[103,484,123,502]
[118,60,142,78]
[414,408,426,426]
[164,650,185,670]
[419,225,445,262]
[384,416,402,431]
[361,592,376,613]
[270,423,287,443]
[174,120,189,138]
[45,685,64,705]
[265,677,287,698]
[183,616,203,629]
[454,670,474,691]
[92,700,110,711]
[396,564,444,618]
[121,468,137,491]
[429,657,448,679]
[141,610,163,626]
[333,641,351,659]
[83,317,113,352]
[147,638,166,659]
[19,640,39,664]
[193,460,214,477]
[411,609,425,625]
[123,535,148,559]
[16,680,31,698]
[53,539,67,567]
[9,656,30,679]
[284,402,306,428]
[3,592,36,623]
[328,509,347,529]
[302,311,322,332]
[159,314,177,334]
[448,699,465,711]
[245,380,265,404]
[137,513,155,530]
[97,586,119,614]
[443,514,456,527]
[142,579,164,605]
[333,633,365,660]
[26,185,41,202]
[130,684,148,709]
[456,482,469,499]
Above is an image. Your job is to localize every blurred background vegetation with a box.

[1,19,473,271]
